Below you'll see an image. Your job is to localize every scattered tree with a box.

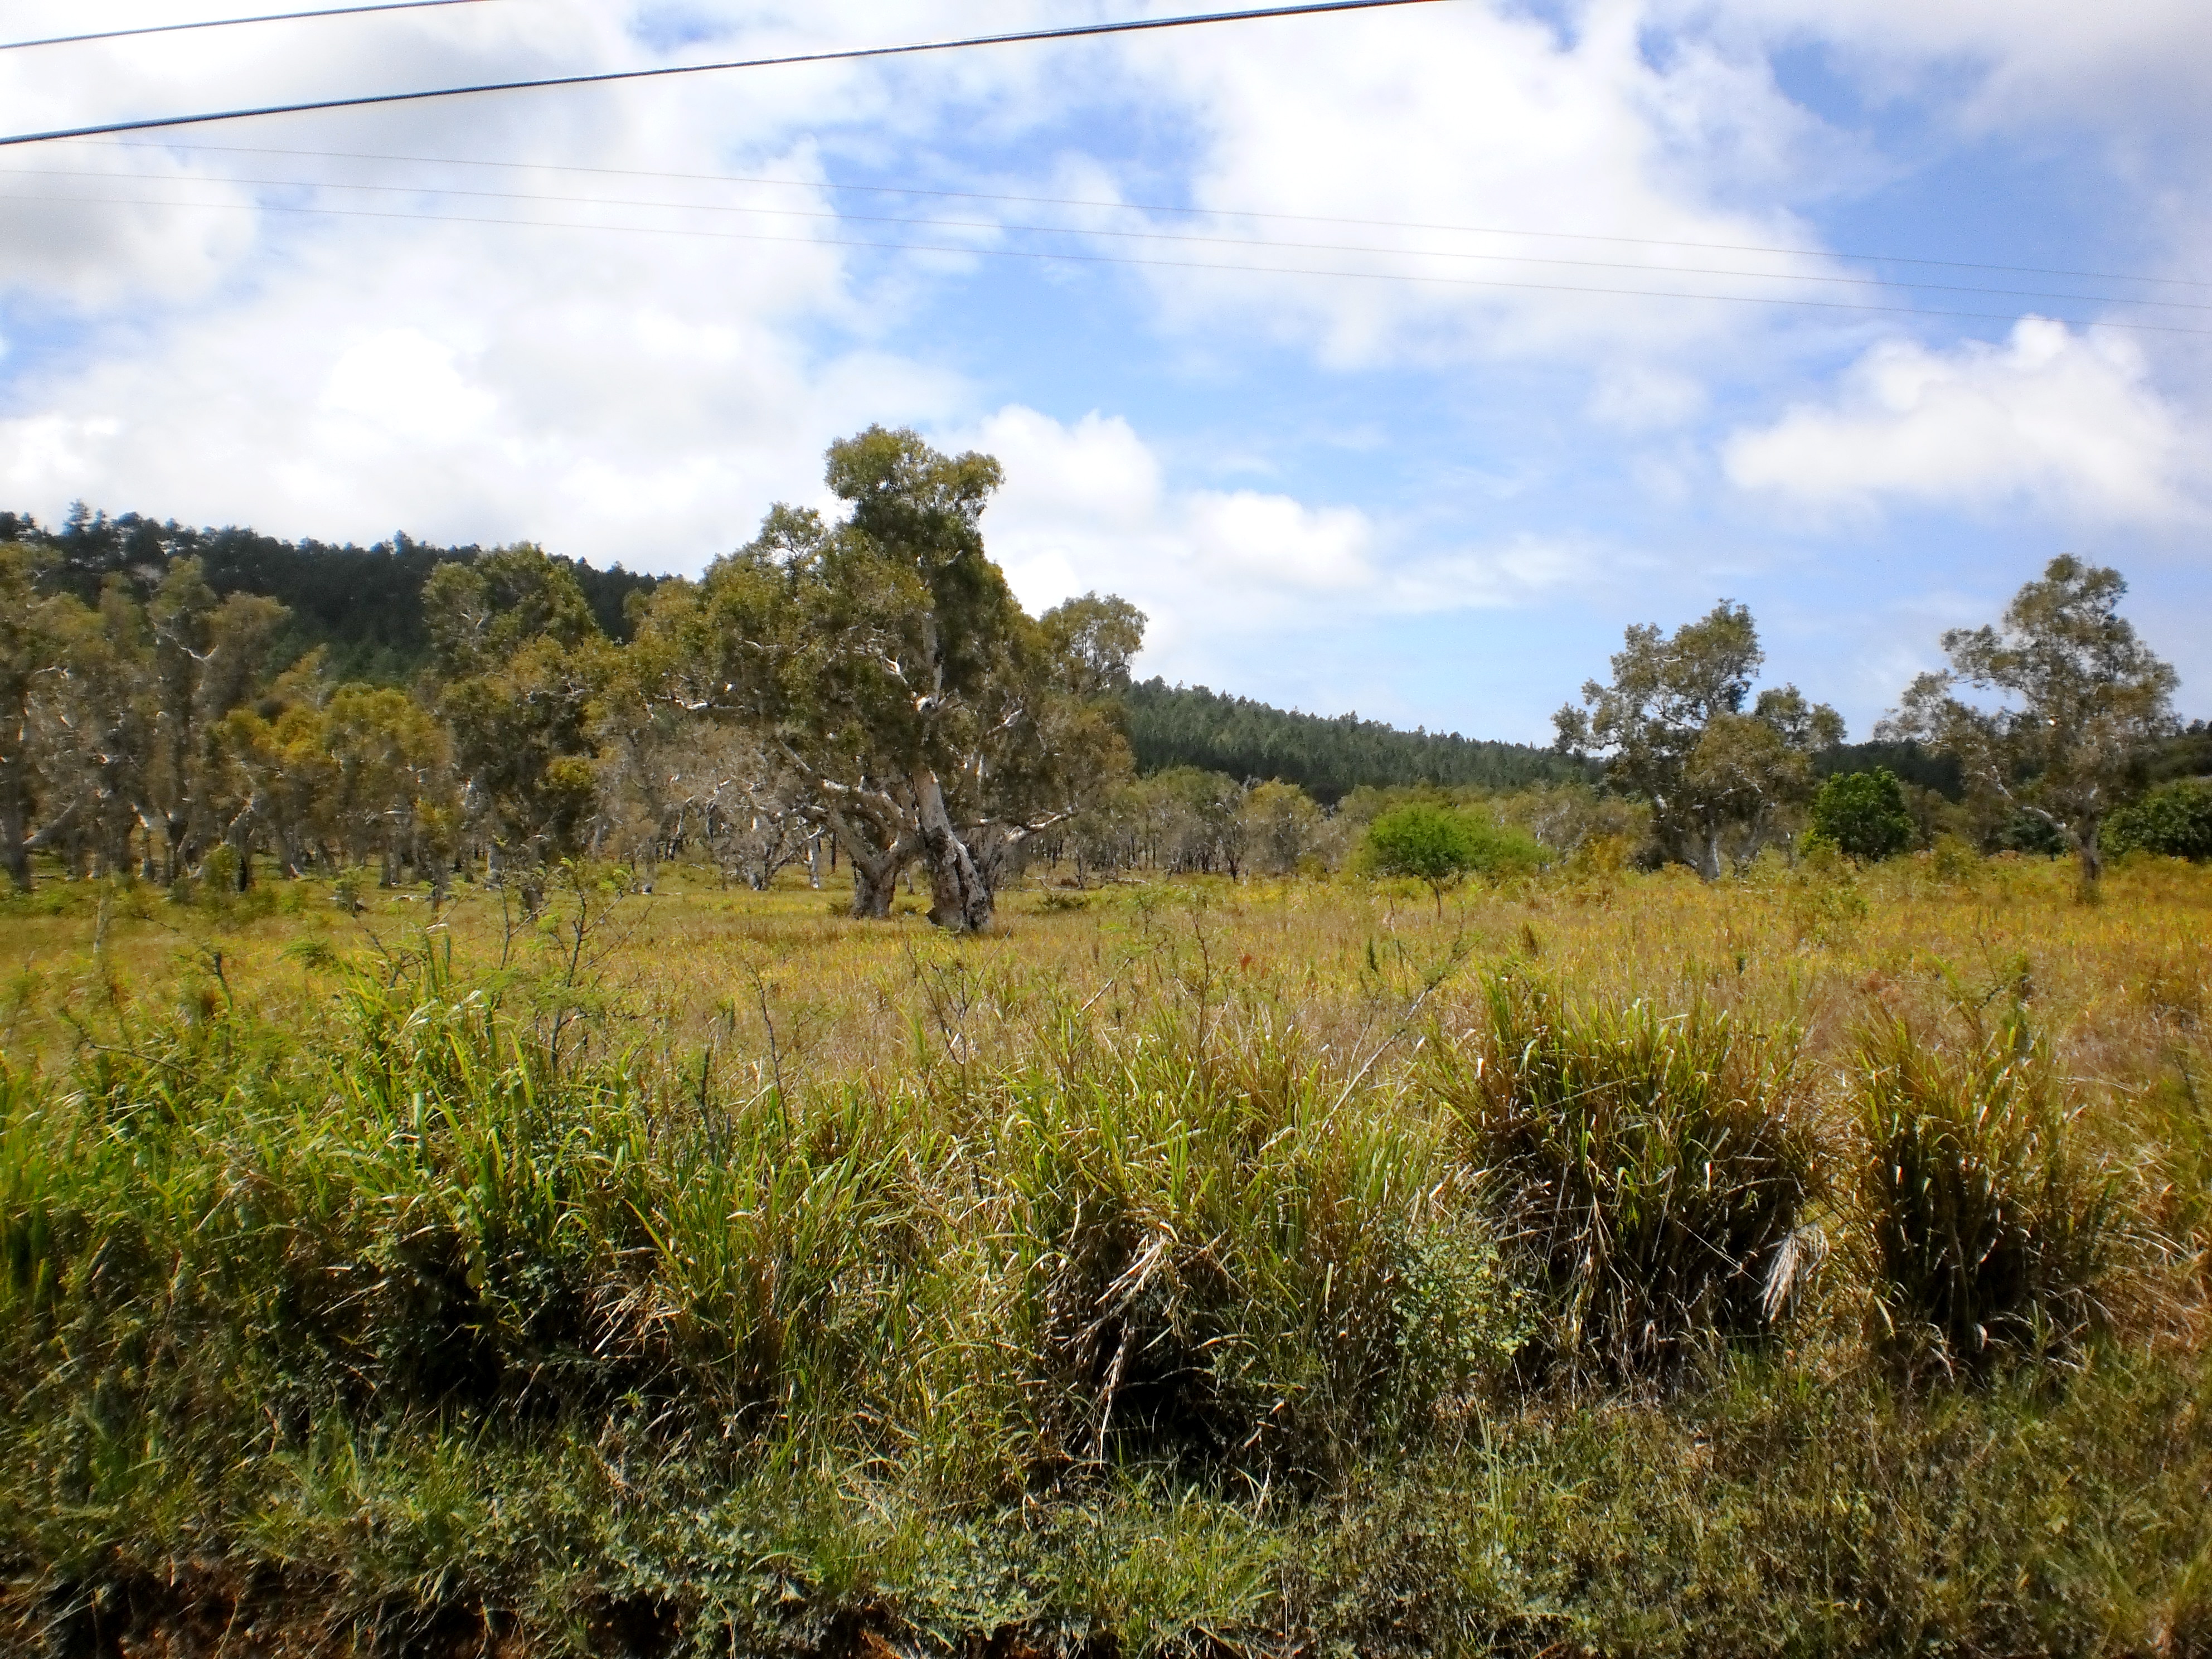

[1881,556,2177,889]
[652,428,1140,932]
[1361,803,1539,914]
[1556,602,1842,879]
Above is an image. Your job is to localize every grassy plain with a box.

[2,852,2209,1656]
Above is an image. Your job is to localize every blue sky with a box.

[1,0,2207,744]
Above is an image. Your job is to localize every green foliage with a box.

[1430,978,1822,1380]
[1809,767,1915,861]
[1124,677,1586,804]
[8,506,652,678]
[1558,601,1843,879]
[1856,1014,2116,1372]
[1885,554,2179,885]
[1361,803,1540,910]
[2106,779,2212,861]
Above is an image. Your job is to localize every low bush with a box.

[1808,767,1914,861]
[2106,778,2212,861]
[1360,804,1543,914]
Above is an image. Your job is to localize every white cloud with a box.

[957,404,1585,685]
[1721,318,2200,523]
[1110,0,1848,367]
[1682,0,2212,126]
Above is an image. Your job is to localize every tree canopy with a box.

[1881,555,2177,886]
[1808,768,1914,862]
[1555,601,1844,879]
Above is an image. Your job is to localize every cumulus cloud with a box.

[956,405,1585,683]
[1110,0,1850,368]
[1721,319,2200,523]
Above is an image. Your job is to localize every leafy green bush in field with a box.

[2106,778,2212,861]
[1857,1013,2116,1372]
[1808,767,1914,861]
[1360,804,1542,913]
[1429,977,1822,1381]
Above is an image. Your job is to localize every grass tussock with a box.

[1430,975,1822,1380]
[1857,1009,2118,1372]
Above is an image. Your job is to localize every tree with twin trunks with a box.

[648,426,1141,932]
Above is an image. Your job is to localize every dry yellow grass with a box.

[8,851,2206,1122]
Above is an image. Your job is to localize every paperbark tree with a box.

[1880,555,2176,889]
[0,545,74,889]
[652,427,1140,932]
[1556,602,1841,878]
[426,546,611,870]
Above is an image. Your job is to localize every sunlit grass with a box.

[2,848,2209,1654]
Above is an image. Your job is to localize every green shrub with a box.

[1856,1014,2116,1372]
[2106,779,2212,861]
[1808,768,1913,861]
[1360,804,1541,914]
[1430,978,1822,1380]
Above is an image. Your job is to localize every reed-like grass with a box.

[1428,974,1823,1379]
[1857,1010,2118,1372]
[1,855,2208,1654]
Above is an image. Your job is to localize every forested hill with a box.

[0,507,656,682]
[1124,677,1590,803]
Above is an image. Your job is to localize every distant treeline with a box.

[1124,677,1591,803]
[14,504,2201,809]
[0,506,657,683]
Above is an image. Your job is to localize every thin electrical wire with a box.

[9,187,2208,335]
[9,161,2203,312]
[0,0,1444,148]
[98,137,2212,294]
[1,0,492,53]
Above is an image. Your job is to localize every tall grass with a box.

[1427,975,1823,1379]
[1856,1010,2118,1372]
[2,862,2208,1653]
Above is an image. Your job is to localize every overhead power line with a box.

[102,138,2212,294]
[9,161,2203,313]
[0,1,494,54]
[0,0,1445,148]
[10,187,2207,336]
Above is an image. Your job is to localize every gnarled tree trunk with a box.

[826,801,911,919]
[913,769,993,933]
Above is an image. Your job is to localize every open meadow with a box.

[3,851,2211,1656]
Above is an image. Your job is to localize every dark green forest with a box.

[0,506,657,683]
[1123,676,1587,799]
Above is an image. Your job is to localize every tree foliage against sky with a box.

[1881,556,2179,887]
[1555,601,1844,880]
